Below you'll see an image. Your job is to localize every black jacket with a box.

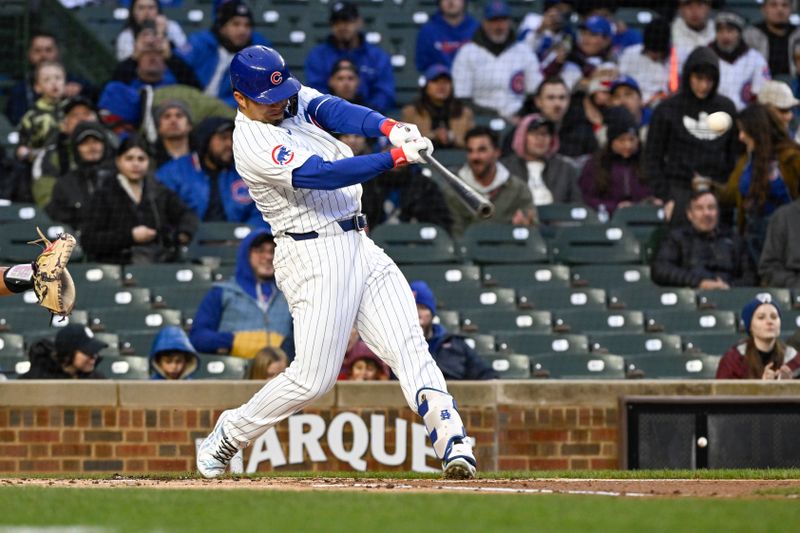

[644,47,740,201]
[361,165,453,234]
[558,92,598,159]
[80,174,198,264]
[428,324,497,380]
[652,224,757,287]
[19,340,105,380]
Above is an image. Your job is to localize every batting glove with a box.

[390,137,434,167]
[380,119,423,147]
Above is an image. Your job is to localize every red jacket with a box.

[716,342,800,379]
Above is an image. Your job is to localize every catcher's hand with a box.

[29,228,76,316]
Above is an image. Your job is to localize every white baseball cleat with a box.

[196,412,242,479]
[442,440,477,480]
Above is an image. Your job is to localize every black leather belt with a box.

[286,214,367,241]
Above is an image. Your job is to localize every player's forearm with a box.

[307,95,387,137]
[291,153,395,190]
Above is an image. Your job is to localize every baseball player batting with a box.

[195,45,477,480]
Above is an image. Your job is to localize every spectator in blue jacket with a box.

[410,280,498,380]
[415,0,479,73]
[190,230,292,359]
[156,117,264,226]
[177,0,270,107]
[304,2,395,112]
[149,326,199,380]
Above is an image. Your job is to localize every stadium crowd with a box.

[2,0,800,381]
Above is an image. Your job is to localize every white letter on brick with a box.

[327,412,369,471]
[289,414,327,464]
[370,414,407,466]
[245,427,286,473]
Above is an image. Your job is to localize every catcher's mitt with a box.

[29,228,76,316]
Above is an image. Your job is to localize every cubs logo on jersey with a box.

[509,70,525,95]
[271,145,295,165]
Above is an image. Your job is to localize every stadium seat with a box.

[459,309,552,334]
[516,287,606,311]
[570,265,651,288]
[537,203,599,227]
[68,264,123,288]
[624,354,721,379]
[645,310,738,334]
[183,222,253,266]
[117,330,159,357]
[400,264,481,289]
[0,356,29,379]
[610,204,667,241]
[459,224,548,264]
[481,264,570,289]
[552,310,645,335]
[123,264,213,287]
[0,221,82,263]
[0,308,85,333]
[96,356,150,380]
[431,149,466,170]
[682,332,742,356]
[212,265,235,282]
[530,353,626,379]
[78,287,152,310]
[371,223,457,264]
[150,285,212,324]
[462,333,496,353]
[696,288,792,312]
[783,310,800,331]
[433,286,516,311]
[0,202,51,224]
[0,333,24,357]
[497,332,589,356]
[607,287,697,311]
[195,354,251,380]
[589,333,683,355]
[551,226,642,265]
[480,353,531,379]
[434,310,460,331]
[90,309,182,333]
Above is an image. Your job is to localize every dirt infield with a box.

[3,476,799,498]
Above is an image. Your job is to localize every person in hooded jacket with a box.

[20,325,108,380]
[644,46,741,225]
[80,135,198,264]
[177,0,270,107]
[410,281,497,380]
[45,121,116,230]
[156,117,265,227]
[189,230,292,359]
[149,326,200,380]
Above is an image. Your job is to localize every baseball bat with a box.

[420,151,495,219]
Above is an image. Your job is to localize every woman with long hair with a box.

[401,64,474,149]
[116,0,187,60]
[80,134,198,264]
[577,106,655,214]
[716,103,800,264]
[716,297,799,379]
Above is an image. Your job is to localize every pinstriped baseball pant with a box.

[224,227,449,444]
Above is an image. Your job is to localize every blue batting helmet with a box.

[230,45,301,104]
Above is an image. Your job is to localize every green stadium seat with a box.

[371,223,457,264]
[459,309,552,334]
[0,356,29,379]
[551,226,642,265]
[482,264,570,288]
[682,332,742,356]
[400,264,481,289]
[195,354,251,380]
[530,353,626,379]
[783,310,800,331]
[497,332,589,356]
[0,222,82,263]
[0,333,24,357]
[433,286,516,311]
[459,224,548,264]
[480,353,530,379]
[537,203,599,227]
[150,285,212,324]
[553,310,645,335]
[0,308,86,333]
[608,287,697,311]
[610,204,667,241]
[117,330,159,357]
[570,265,651,288]
[123,264,213,287]
[462,333,496,353]
[0,202,51,224]
[77,287,152,310]
[68,264,123,288]
[434,310,460,331]
[90,309,182,333]
[212,265,235,282]
[96,356,150,380]
[696,288,792,312]
[645,310,738,334]
[183,222,254,266]
[430,149,466,169]
[624,354,721,379]
[589,333,683,355]
[516,287,606,311]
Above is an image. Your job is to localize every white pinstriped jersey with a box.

[232,86,360,234]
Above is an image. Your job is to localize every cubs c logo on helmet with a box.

[271,71,283,85]
[271,145,295,165]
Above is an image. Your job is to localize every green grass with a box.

[2,468,800,481]
[0,486,798,533]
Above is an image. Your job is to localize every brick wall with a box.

[0,381,797,473]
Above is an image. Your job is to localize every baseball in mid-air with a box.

[697,437,708,448]
[707,111,732,134]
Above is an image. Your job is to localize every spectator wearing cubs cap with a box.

[178,0,270,107]
[415,0,479,73]
[20,324,108,380]
[716,297,799,379]
[559,15,614,92]
[410,281,497,380]
[305,2,395,112]
[610,76,652,139]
